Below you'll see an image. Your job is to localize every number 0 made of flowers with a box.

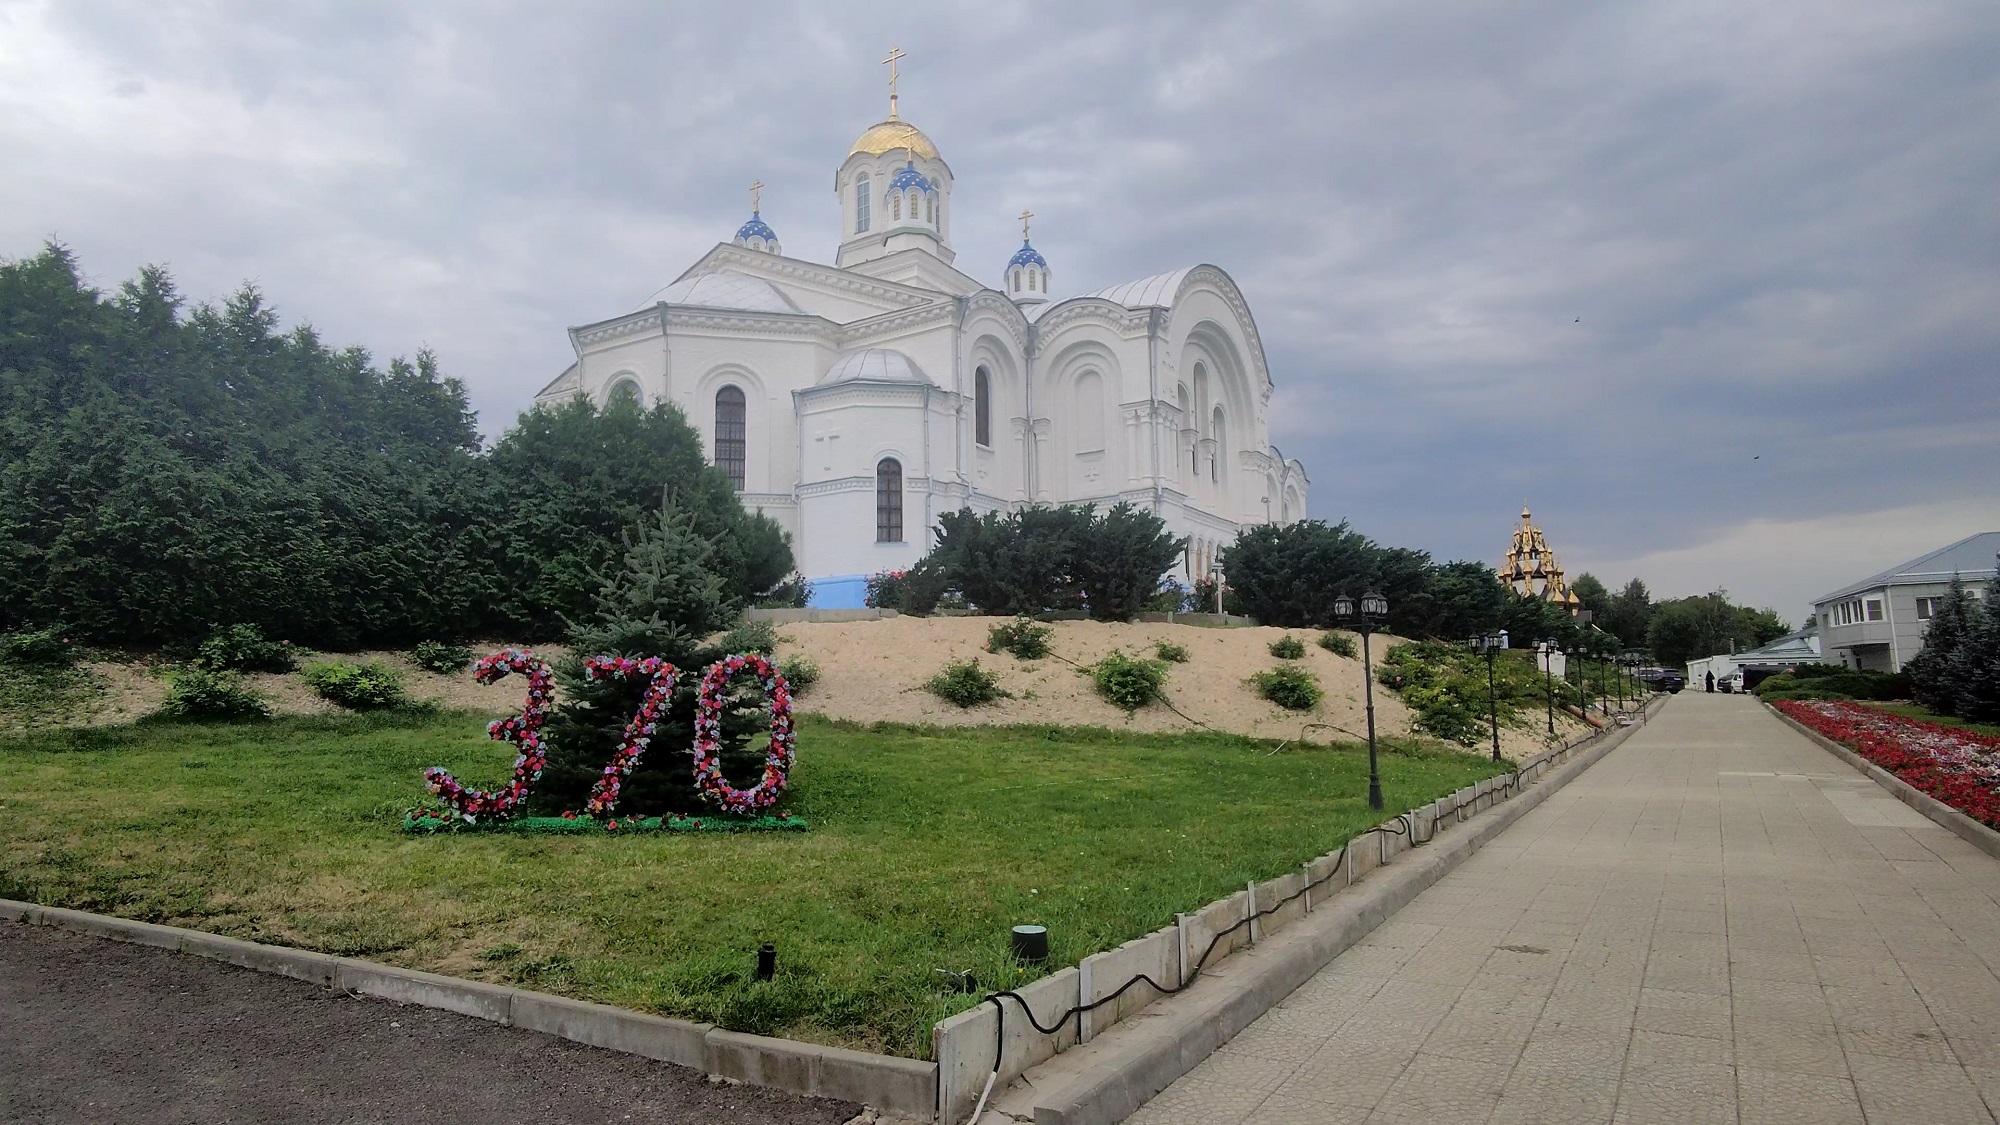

[692,653,797,816]
[423,649,554,822]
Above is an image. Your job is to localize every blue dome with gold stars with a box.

[888,162,934,194]
[736,211,777,242]
[1008,240,1048,270]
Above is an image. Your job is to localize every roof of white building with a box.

[638,270,802,314]
[1083,267,1195,309]
[817,347,932,386]
[1813,530,2000,604]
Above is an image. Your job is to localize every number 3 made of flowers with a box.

[423,649,555,823]
[692,652,797,817]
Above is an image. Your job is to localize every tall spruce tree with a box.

[1906,573,1978,716]
[1950,558,2000,722]
[534,500,774,816]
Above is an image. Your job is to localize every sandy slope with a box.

[62,621,1586,759]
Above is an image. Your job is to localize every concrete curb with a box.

[1018,701,1656,1125]
[0,901,935,1117]
[1767,704,2000,863]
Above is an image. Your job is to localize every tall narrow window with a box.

[1028,270,1037,291]
[926,194,935,223]
[975,367,992,447]
[1211,406,1225,483]
[856,175,871,232]
[714,385,746,491]
[876,458,904,542]
[892,192,902,221]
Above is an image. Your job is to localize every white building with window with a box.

[1810,531,1999,671]
[534,97,1309,606]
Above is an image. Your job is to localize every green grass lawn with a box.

[1861,701,2000,739]
[0,712,1504,1057]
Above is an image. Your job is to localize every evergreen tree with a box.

[534,500,771,816]
[1906,574,1978,716]
[1949,559,2000,722]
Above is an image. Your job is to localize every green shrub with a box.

[1755,669,1909,701]
[1317,631,1358,659]
[926,658,1006,708]
[411,640,474,675]
[1251,665,1322,711]
[1269,635,1307,660]
[301,660,408,710]
[717,617,782,656]
[1,626,76,667]
[1088,650,1168,712]
[1153,640,1190,663]
[158,668,270,721]
[987,617,1054,660]
[1786,663,1850,680]
[194,624,297,673]
[778,654,820,695]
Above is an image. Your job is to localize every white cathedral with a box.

[536,67,1309,607]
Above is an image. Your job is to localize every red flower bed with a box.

[1776,700,2000,827]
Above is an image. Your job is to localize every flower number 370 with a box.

[421,649,795,823]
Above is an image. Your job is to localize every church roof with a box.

[851,119,939,160]
[735,212,777,242]
[818,347,932,386]
[639,270,801,314]
[1083,267,1195,309]
[1008,240,1048,269]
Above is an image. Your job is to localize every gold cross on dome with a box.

[750,180,763,212]
[1019,209,1034,240]
[883,45,906,117]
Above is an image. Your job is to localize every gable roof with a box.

[638,270,803,314]
[1083,267,1194,309]
[1813,531,2000,604]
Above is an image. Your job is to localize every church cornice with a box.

[662,307,834,339]
[678,244,941,310]
[961,291,1031,352]
[1160,265,1274,394]
[570,308,663,347]
[833,301,957,348]
[794,380,963,409]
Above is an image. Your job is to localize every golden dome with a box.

[850,118,939,160]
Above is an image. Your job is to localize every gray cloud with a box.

[5,0,1996,617]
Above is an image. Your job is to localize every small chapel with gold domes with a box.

[534,50,1309,606]
[1500,504,1582,613]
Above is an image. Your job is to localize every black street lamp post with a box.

[1470,629,1508,762]
[1539,640,1558,737]
[1335,590,1390,810]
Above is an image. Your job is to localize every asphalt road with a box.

[0,922,860,1124]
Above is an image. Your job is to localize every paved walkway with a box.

[1130,693,2000,1124]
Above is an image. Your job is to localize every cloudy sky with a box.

[4,0,1995,621]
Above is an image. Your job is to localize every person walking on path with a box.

[1705,669,1715,693]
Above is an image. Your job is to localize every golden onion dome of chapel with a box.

[1501,503,1582,613]
[849,119,940,160]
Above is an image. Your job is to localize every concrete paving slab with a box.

[1126,693,2000,1124]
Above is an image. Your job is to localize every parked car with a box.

[1637,667,1685,693]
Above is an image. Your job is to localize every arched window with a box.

[714,385,746,491]
[1211,406,1226,483]
[1011,269,1021,290]
[892,192,902,221]
[608,378,641,407]
[1028,270,1037,291]
[1075,371,1105,453]
[926,194,935,223]
[856,175,871,232]
[875,458,904,543]
[974,367,992,447]
[1177,384,1193,474]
